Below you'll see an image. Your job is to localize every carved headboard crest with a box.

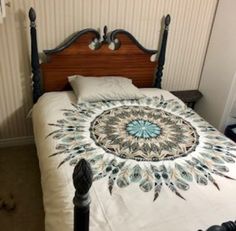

[43,26,158,55]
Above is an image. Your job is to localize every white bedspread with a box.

[32,89,236,231]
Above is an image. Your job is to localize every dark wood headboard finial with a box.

[155,14,171,89]
[29,7,42,103]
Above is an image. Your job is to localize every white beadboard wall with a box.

[0,0,217,140]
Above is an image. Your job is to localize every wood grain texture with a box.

[41,31,157,92]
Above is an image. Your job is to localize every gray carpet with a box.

[0,145,44,231]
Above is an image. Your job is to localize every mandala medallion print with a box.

[90,106,199,162]
[48,96,236,200]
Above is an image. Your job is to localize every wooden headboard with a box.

[29,8,170,103]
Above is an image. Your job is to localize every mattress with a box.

[32,88,236,231]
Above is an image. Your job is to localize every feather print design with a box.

[47,96,236,201]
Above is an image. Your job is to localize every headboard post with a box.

[29,8,42,103]
[155,14,171,89]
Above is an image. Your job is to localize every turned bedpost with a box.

[155,14,171,89]
[204,220,236,231]
[29,8,42,103]
[73,159,93,231]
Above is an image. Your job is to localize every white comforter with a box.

[32,89,236,231]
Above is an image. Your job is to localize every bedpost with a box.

[205,220,236,231]
[155,14,171,89]
[29,8,42,103]
[73,159,93,231]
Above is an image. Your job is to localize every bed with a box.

[29,8,236,231]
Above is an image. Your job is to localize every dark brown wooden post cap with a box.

[29,8,36,21]
[165,15,171,27]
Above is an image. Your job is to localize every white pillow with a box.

[68,75,144,103]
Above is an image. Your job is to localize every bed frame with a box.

[28,8,236,231]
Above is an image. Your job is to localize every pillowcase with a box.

[68,75,144,103]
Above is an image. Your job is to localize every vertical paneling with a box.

[0,0,218,139]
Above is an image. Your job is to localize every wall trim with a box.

[0,136,34,148]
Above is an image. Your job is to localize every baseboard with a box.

[0,136,35,148]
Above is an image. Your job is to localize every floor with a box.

[0,145,44,231]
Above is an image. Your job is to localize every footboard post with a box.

[205,220,236,231]
[73,159,93,231]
